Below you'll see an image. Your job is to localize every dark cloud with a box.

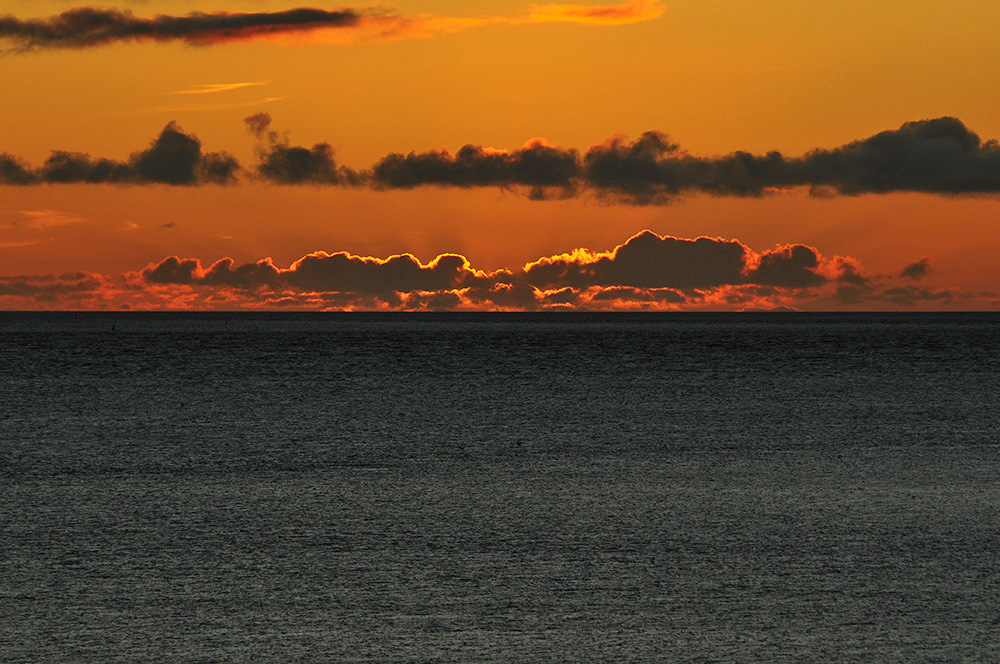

[747,245,826,288]
[371,139,580,192]
[901,256,933,280]
[139,250,497,297]
[4,231,974,310]
[245,113,358,184]
[132,121,238,184]
[524,231,751,289]
[200,257,282,289]
[4,116,1000,199]
[801,117,1000,195]
[4,122,239,185]
[580,118,1000,202]
[0,6,361,51]
[285,252,488,293]
[40,151,131,183]
[143,256,201,284]
[0,153,34,185]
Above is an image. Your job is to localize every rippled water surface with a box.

[2,312,998,662]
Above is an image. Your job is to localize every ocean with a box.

[2,312,998,662]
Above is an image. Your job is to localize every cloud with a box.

[0,153,34,185]
[140,249,501,297]
[245,112,358,184]
[5,116,1000,199]
[0,231,980,310]
[169,81,273,95]
[8,122,239,185]
[0,6,362,51]
[7,209,86,229]
[371,137,580,195]
[799,117,1000,195]
[0,272,116,309]
[528,0,665,26]
[901,256,933,280]
[579,117,1000,202]
[133,121,238,184]
[0,3,666,53]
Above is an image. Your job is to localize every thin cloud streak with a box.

[527,0,665,26]
[168,81,273,95]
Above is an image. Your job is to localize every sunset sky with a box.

[3,0,1000,310]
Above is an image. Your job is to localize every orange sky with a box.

[2,0,1000,310]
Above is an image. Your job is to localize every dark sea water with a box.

[2,312,998,662]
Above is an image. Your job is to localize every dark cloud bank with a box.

[4,116,1000,200]
[0,6,361,51]
[130,230,952,310]
[3,122,238,185]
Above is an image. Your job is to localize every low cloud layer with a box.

[0,231,966,311]
[4,116,1000,200]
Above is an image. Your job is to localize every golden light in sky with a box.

[2,0,1000,310]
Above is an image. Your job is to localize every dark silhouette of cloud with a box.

[133,121,239,184]
[40,151,131,183]
[0,6,361,51]
[7,122,238,185]
[801,117,1000,195]
[523,231,857,293]
[901,256,933,280]
[524,231,751,289]
[580,117,1000,202]
[3,116,999,199]
[748,244,826,288]
[143,256,201,284]
[0,153,34,184]
[371,139,580,193]
[245,113,358,184]
[1,231,975,310]
[140,249,501,297]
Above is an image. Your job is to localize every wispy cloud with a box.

[0,239,44,248]
[527,0,665,26]
[169,81,273,96]
[8,209,86,229]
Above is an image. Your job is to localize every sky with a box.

[2,0,1000,310]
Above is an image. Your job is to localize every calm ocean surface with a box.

[1,312,998,662]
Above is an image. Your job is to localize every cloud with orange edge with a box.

[0,230,940,312]
[0,2,666,52]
